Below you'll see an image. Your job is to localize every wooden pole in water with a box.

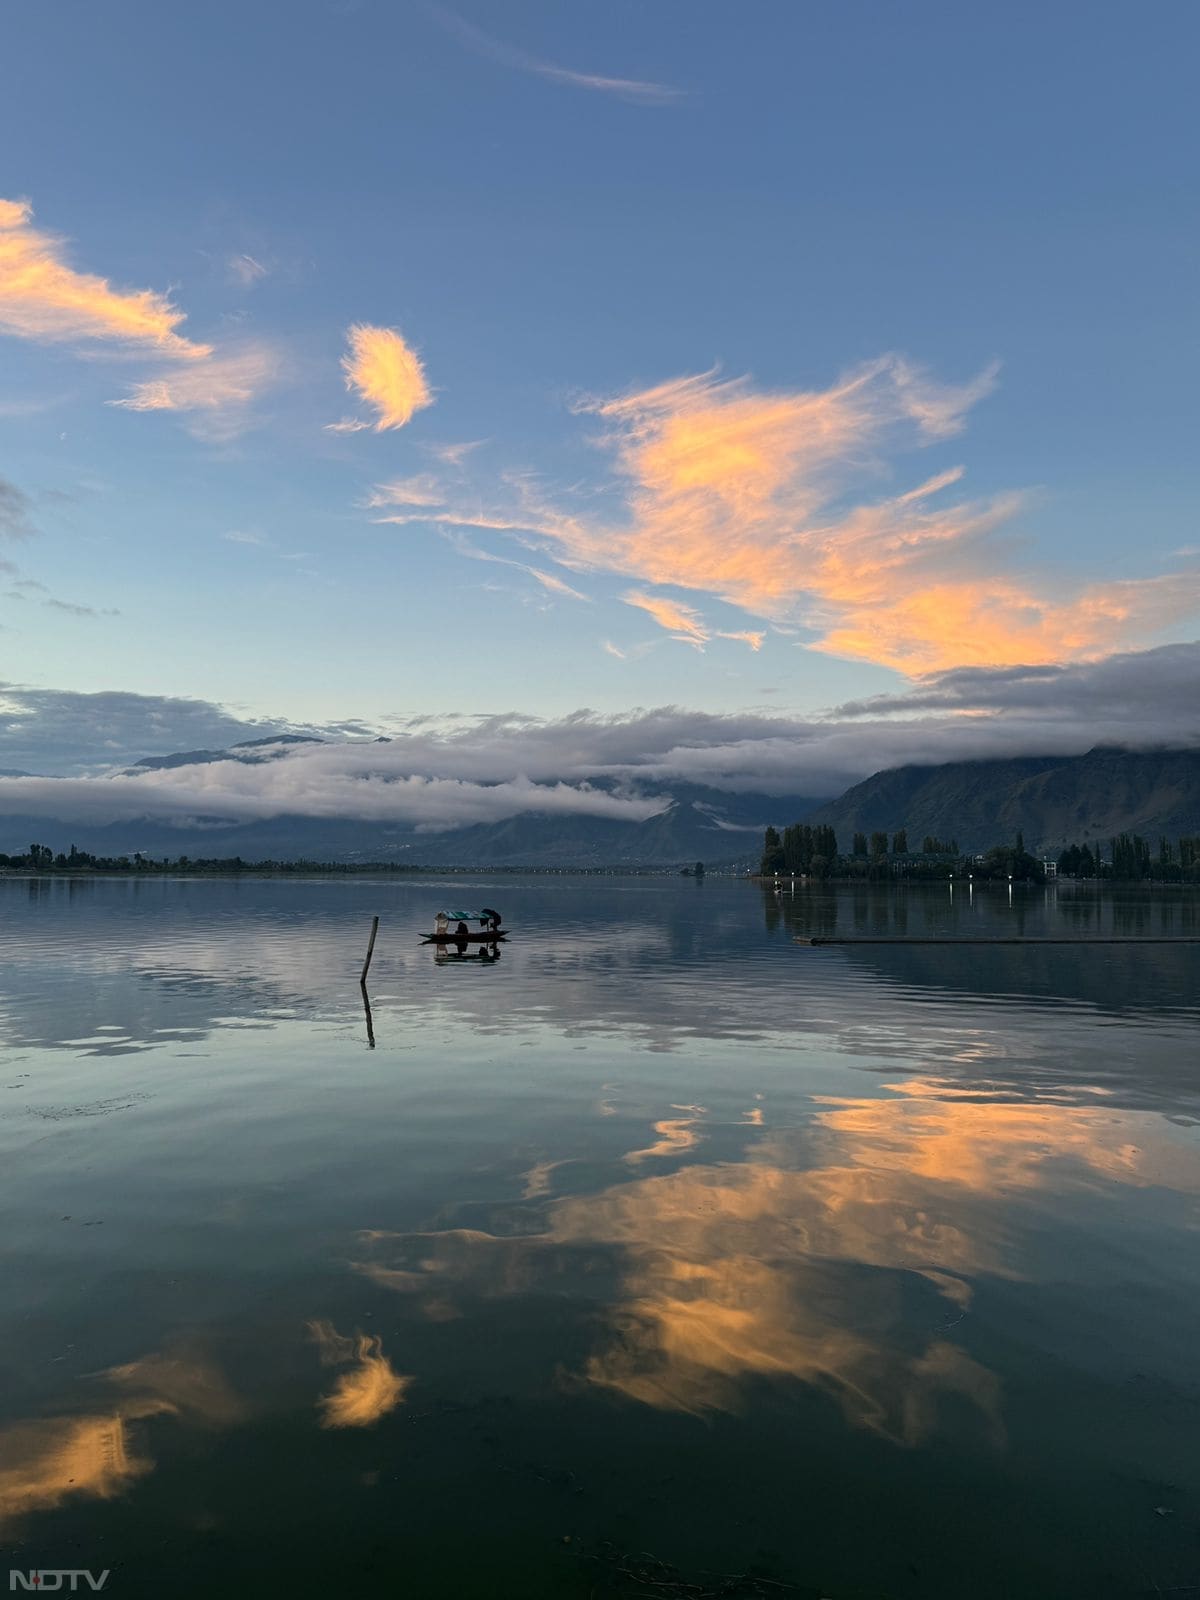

[360,981,375,1049]
[360,915,380,983]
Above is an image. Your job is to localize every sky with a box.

[1,0,1198,819]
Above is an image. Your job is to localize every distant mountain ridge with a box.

[5,740,1198,867]
[803,746,1200,853]
[0,758,817,868]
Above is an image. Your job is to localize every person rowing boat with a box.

[424,908,508,945]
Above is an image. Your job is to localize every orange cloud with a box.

[0,197,209,358]
[378,358,1200,674]
[624,589,709,647]
[337,323,432,432]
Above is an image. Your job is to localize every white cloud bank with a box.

[0,643,1196,831]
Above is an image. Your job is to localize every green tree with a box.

[892,829,908,854]
[760,826,785,876]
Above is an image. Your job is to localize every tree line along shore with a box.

[759,825,1200,884]
[3,844,700,877]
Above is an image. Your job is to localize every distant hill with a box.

[126,735,325,773]
[0,780,819,870]
[803,747,1200,853]
[9,736,1198,868]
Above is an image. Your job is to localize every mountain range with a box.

[2,742,1198,867]
[804,746,1200,853]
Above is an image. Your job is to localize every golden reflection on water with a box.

[0,1323,412,1529]
[0,1411,160,1527]
[308,1321,411,1428]
[355,1078,1200,1442]
[0,1350,241,1530]
[623,1104,707,1164]
[814,1078,1200,1196]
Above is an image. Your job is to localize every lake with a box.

[1,874,1198,1598]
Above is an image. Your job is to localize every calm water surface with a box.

[1,875,1198,1598]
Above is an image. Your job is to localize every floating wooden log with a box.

[794,935,1200,946]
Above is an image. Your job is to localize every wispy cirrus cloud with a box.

[717,629,765,651]
[227,253,268,288]
[331,323,432,433]
[108,343,281,441]
[445,526,589,602]
[373,356,1200,675]
[365,475,447,509]
[429,5,684,105]
[368,479,587,602]
[0,197,279,439]
[623,589,709,648]
[42,597,120,618]
[425,439,485,467]
[0,197,209,358]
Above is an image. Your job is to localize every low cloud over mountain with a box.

[0,642,1196,836]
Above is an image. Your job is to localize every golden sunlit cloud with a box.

[624,590,709,648]
[308,1321,411,1428]
[377,357,1200,675]
[0,197,209,358]
[336,322,433,432]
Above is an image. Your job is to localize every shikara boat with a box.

[421,908,507,945]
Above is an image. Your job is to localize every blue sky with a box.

[2,0,1197,746]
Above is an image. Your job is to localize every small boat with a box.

[421,908,507,945]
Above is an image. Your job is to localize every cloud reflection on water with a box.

[0,1349,242,1531]
[308,1321,412,1429]
[352,1072,1200,1442]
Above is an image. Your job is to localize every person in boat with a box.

[479,906,502,932]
